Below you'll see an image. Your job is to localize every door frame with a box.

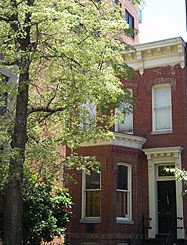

[143,146,184,239]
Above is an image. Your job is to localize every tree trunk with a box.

[4,69,29,245]
[2,0,32,242]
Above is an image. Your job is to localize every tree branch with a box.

[27,106,65,115]
[46,84,59,109]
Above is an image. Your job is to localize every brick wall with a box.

[67,64,187,244]
[67,145,149,245]
[123,64,187,233]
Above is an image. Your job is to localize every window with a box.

[82,171,101,219]
[115,89,133,134]
[125,10,134,38]
[158,165,175,178]
[152,84,172,133]
[82,102,96,130]
[116,164,132,221]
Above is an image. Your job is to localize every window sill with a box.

[80,218,101,224]
[117,132,133,135]
[151,130,172,135]
[116,217,134,224]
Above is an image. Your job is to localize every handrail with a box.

[164,217,183,245]
[129,215,151,245]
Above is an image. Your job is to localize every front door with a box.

[157,181,176,234]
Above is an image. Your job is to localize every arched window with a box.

[116,164,132,222]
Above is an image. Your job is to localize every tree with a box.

[22,173,72,245]
[0,0,140,244]
[173,168,187,195]
[0,171,72,245]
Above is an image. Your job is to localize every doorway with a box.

[157,180,176,234]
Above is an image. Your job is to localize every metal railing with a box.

[128,215,152,245]
[164,217,183,245]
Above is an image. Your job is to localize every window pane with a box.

[86,172,100,189]
[116,191,128,217]
[117,165,128,190]
[118,112,133,133]
[155,108,171,130]
[86,191,100,217]
[87,103,96,121]
[158,165,175,177]
[125,10,134,29]
[129,15,134,28]
[125,11,129,22]
[154,87,171,108]
[116,89,133,133]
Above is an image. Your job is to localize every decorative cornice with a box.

[81,132,146,150]
[123,37,186,74]
[143,146,183,160]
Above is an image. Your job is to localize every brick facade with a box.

[66,37,187,245]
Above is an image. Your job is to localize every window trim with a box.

[81,171,101,223]
[116,163,132,223]
[152,84,172,134]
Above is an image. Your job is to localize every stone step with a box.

[143,238,187,245]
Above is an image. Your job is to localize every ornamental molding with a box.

[81,132,146,150]
[144,145,185,239]
[123,37,186,74]
[143,146,183,161]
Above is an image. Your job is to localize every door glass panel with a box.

[158,165,175,177]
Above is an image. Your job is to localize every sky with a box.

[139,0,187,44]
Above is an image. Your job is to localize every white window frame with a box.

[81,171,101,222]
[115,89,133,134]
[116,163,132,223]
[152,84,172,134]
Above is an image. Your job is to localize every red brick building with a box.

[67,36,187,245]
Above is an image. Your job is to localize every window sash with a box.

[154,107,171,130]
[117,111,133,133]
[125,10,134,29]
[86,171,100,189]
[116,164,131,220]
[85,190,101,217]
[153,85,172,132]
[115,89,133,134]
[116,190,130,218]
[82,172,101,219]
[117,165,128,190]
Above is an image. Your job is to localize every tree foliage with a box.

[0,0,140,243]
[22,174,72,245]
[0,171,72,245]
[0,0,137,177]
